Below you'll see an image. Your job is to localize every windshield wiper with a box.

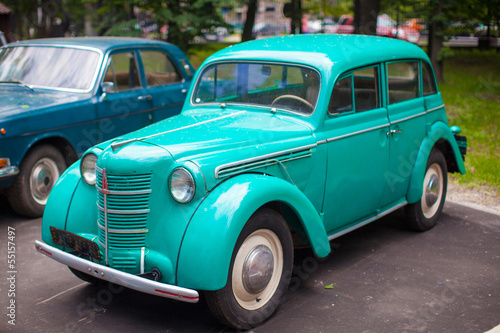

[0,80,34,91]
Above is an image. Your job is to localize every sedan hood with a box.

[108,108,316,189]
[0,87,88,120]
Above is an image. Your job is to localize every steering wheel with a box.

[271,95,314,111]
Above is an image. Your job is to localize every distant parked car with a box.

[334,14,420,43]
[0,37,194,217]
[36,35,466,329]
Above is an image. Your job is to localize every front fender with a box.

[176,173,330,291]
[41,162,81,247]
[407,121,466,203]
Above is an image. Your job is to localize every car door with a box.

[138,49,187,123]
[321,65,391,234]
[381,60,426,206]
[96,50,153,141]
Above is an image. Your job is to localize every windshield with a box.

[0,46,101,91]
[193,62,320,115]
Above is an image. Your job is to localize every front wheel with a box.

[405,149,448,231]
[206,208,293,329]
[7,145,66,218]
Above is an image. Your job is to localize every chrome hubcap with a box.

[242,245,274,294]
[425,174,440,207]
[30,158,59,205]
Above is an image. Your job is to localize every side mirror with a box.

[99,82,115,102]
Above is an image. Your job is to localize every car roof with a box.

[4,37,176,53]
[204,34,430,75]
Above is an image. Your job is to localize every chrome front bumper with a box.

[0,166,19,180]
[35,240,199,303]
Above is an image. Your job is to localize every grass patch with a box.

[440,49,500,190]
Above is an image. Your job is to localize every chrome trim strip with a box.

[390,111,427,125]
[97,204,150,215]
[104,191,108,265]
[0,166,19,180]
[326,123,389,142]
[218,153,312,178]
[215,143,317,179]
[426,104,445,113]
[35,240,199,303]
[316,139,327,145]
[97,187,152,196]
[327,201,407,241]
[97,223,148,234]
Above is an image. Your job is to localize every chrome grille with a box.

[96,168,152,265]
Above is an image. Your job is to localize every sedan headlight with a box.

[169,167,195,203]
[81,153,98,185]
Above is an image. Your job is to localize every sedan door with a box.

[321,65,391,234]
[138,50,188,123]
[96,50,153,141]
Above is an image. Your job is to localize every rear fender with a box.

[176,173,330,290]
[407,121,466,204]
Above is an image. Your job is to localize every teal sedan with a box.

[36,35,466,329]
[0,37,193,217]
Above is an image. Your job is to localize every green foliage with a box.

[440,50,500,190]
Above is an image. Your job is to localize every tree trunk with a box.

[242,0,257,42]
[427,0,445,82]
[354,0,380,35]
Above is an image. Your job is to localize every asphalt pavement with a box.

[1,194,499,333]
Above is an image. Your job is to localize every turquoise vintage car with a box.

[0,37,193,217]
[36,35,466,329]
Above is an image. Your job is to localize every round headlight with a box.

[169,167,195,203]
[81,153,98,185]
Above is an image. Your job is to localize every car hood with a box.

[107,108,316,190]
[0,87,88,119]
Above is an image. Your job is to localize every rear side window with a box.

[140,50,182,87]
[387,61,419,104]
[422,62,437,96]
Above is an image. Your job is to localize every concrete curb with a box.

[448,199,500,217]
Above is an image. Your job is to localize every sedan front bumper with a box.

[35,240,199,303]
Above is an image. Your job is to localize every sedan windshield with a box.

[0,46,100,91]
[193,62,320,115]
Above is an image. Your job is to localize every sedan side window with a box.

[328,76,353,114]
[387,61,419,104]
[353,66,379,112]
[140,50,182,87]
[422,61,437,96]
[103,52,141,93]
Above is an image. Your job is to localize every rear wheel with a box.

[206,208,293,329]
[405,149,448,231]
[7,145,66,218]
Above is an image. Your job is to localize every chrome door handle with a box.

[387,129,403,137]
[138,95,153,102]
[181,89,187,94]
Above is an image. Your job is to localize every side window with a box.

[422,62,437,96]
[387,61,419,104]
[328,75,353,114]
[353,66,379,112]
[103,52,141,92]
[140,50,182,87]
